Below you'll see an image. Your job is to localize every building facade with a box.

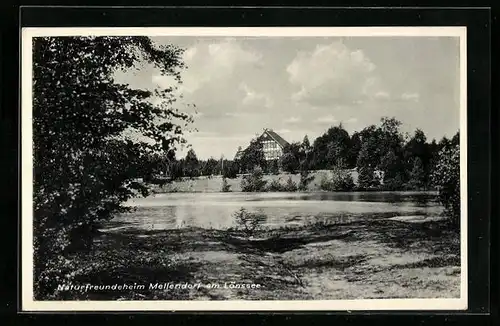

[234,128,289,161]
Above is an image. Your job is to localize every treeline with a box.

[148,117,459,192]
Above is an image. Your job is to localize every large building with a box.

[234,128,290,161]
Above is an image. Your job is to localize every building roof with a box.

[260,129,290,148]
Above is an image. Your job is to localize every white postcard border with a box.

[21,26,468,312]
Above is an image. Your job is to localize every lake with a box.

[102,191,444,232]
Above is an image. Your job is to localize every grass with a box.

[152,170,358,193]
[53,215,460,300]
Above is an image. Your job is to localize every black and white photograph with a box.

[21,27,467,311]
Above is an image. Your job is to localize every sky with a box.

[115,36,461,160]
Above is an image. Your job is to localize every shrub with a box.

[241,166,267,192]
[357,166,380,190]
[298,170,314,191]
[267,178,285,192]
[431,144,460,227]
[232,207,267,237]
[221,177,231,192]
[284,176,298,192]
[319,167,355,191]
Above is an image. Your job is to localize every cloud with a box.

[225,112,253,118]
[401,92,420,102]
[153,38,262,95]
[315,115,338,124]
[285,116,301,124]
[276,128,291,134]
[346,117,358,123]
[286,42,386,106]
[240,83,273,108]
[375,91,390,100]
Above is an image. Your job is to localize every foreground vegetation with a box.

[52,213,460,300]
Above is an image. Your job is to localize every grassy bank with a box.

[152,170,359,193]
[56,215,460,300]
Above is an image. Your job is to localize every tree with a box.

[380,117,404,151]
[404,129,431,187]
[300,135,312,171]
[267,159,280,175]
[407,157,426,190]
[431,144,460,227]
[241,166,268,192]
[170,159,185,180]
[302,135,311,151]
[380,149,406,190]
[357,125,383,169]
[310,124,350,169]
[222,160,239,179]
[240,139,266,173]
[357,166,380,190]
[348,132,362,168]
[451,131,460,147]
[201,157,218,176]
[284,176,298,192]
[33,36,192,299]
[184,149,200,178]
[280,152,300,174]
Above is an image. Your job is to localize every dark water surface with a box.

[102,191,443,232]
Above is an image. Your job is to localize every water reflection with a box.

[105,191,443,232]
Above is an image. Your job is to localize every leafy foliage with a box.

[33,36,191,299]
[240,138,266,173]
[357,166,380,190]
[222,160,239,179]
[319,167,355,191]
[280,152,300,174]
[221,177,231,192]
[407,157,426,190]
[284,177,298,192]
[201,158,219,176]
[379,149,406,190]
[184,149,200,178]
[432,144,460,226]
[267,159,280,175]
[266,179,285,192]
[232,208,267,237]
[298,170,314,191]
[241,166,268,192]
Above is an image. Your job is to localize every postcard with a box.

[21,26,467,311]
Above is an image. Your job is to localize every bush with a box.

[431,144,460,227]
[221,177,231,192]
[357,166,380,190]
[298,170,314,191]
[241,166,267,192]
[319,167,355,191]
[266,178,285,192]
[232,207,267,237]
[284,176,298,192]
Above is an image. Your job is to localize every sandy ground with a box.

[68,216,460,301]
